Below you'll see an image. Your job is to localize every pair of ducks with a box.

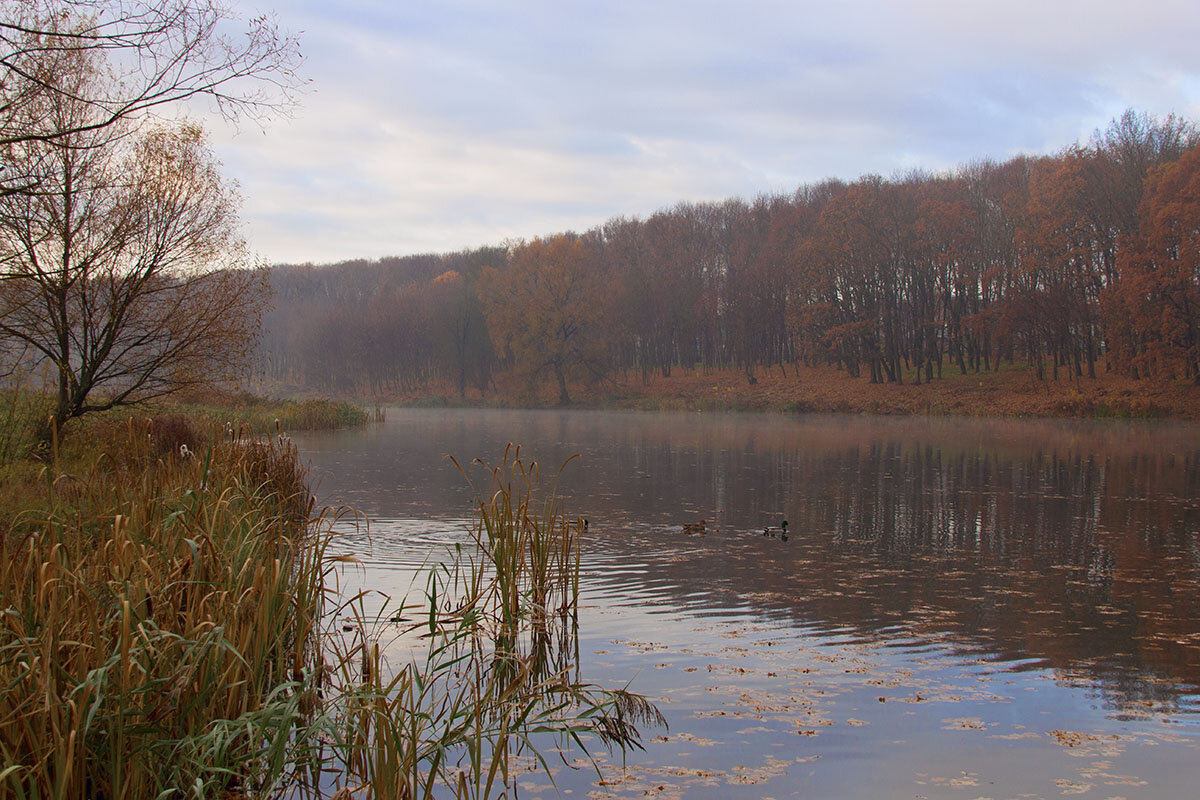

[679,519,788,540]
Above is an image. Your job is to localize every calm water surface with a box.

[294,409,1200,799]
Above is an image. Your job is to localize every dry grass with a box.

[0,417,323,798]
[338,363,1200,420]
[584,363,1200,419]
[0,414,657,798]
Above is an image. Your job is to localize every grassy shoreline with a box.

[172,395,375,433]
[0,414,325,796]
[0,394,371,468]
[316,363,1200,421]
[0,404,653,797]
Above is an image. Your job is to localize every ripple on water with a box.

[295,409,1200,798]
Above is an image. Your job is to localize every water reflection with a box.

[295,409,1200,717]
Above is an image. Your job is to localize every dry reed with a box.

[312,445,662,798]
[0,416,323,797]
[0,417,657,798]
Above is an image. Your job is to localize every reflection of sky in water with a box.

[298,409,1200,798]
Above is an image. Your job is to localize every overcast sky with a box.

[209,0,1200,265]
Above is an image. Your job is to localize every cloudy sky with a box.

[209,0,1200,265]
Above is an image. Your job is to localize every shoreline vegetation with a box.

[0,401,655,798]
[279,363,1200,421]
[0,394,373,467]
[171,393,378,433]
[257,112,1200,416]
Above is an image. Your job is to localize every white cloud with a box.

[211,0,1200,264]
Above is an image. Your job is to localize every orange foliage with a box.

[431,269,463,286]
[257,111,1200,412]
[1105,143,1200,381]
[477,234,614,404]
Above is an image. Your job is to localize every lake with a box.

[294,408,1200,799]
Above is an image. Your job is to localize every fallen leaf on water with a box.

[1051,730,1101,748]
[942,717,988,730]
[1054,779,1094,794]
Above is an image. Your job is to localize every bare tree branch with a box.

[0,41,268,440]
[0,1,303,151]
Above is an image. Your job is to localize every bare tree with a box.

[0,43,266,439]
[0,1,302,146]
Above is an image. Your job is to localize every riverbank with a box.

[0,393,371,465]
[0,401,650,797]
[319,363,1200,420]
[594,364,1200,419]
[0,411,325,796]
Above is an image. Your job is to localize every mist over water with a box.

[296,409,1200,798]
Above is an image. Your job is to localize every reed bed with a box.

[0,415,657,798]
[314,446,662,798]
[0,416,324,798]
[0,394,369,470]
[180,397,372,434]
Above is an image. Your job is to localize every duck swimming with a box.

[682,520,707,535]
[763,520,788,539]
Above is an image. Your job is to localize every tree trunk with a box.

[554,361,571,405]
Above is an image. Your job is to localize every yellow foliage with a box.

[478,235,613,404]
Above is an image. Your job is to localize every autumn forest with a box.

[258,110,1200,407]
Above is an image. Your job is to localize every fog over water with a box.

[295,409,1200,798]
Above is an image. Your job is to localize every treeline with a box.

[259,248,503,395]
[258,110,1200,401]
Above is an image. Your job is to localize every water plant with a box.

[0,417,323,797]
[0,416,657,798]
[312,445,663,798]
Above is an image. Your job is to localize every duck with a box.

[682,520,707,535]
[763,520,789,539]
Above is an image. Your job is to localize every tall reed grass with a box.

[311,446,663,798]
[181,396,372,434]
[0,416,324,798]
[0,416,657,798]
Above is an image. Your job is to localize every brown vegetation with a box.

[0,410,656,797]
[353,363,1200,420]
[0,3,284,442]
[0,416,323,797]
[593,364,1200,418]
[479,235,613,405]
[257,111,1200,417]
